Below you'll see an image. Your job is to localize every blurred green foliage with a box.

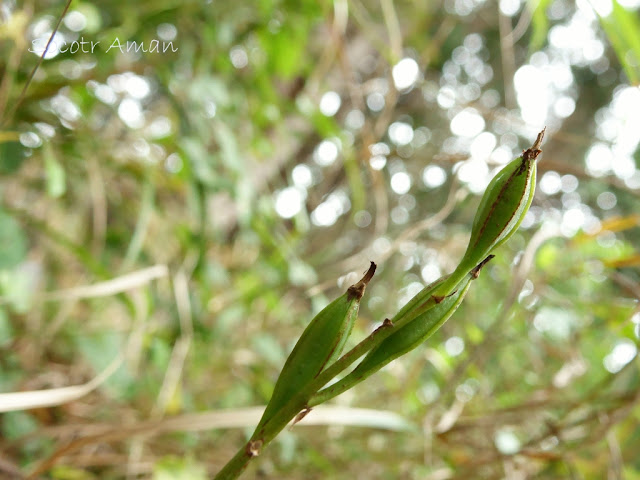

[1,0,640,478]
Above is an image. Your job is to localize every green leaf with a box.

[0,211,27,270]
[598,0,640,85]
[258,26,307,79]
[74,330,133,397]
[0,140,25,174]
[179,138,218,187]
[1,411,38,439]
[153,456,207,480]
[0,308,13,347]
[0,268,34,313]
[44,142,66,198]
[528,0,553,52]
[50,466,98,480]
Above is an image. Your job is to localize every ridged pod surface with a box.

[434,129,545,298]
[253,263,375,434]
[309,257,492,405]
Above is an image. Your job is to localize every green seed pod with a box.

[309,257,491,405]
[354,274,471,377]
[463,129,544,266]
[434,129,545,299]
[254,263,375,433]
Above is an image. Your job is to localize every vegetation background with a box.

[1,0,639,478]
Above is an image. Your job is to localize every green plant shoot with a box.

[431,128,545,300]
[252,262,376,435]
[214,131,545,479]
[309,256,492,406]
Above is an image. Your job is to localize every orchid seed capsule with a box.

[309,256,492,405]
[253,262,375,434]
[434,128,545,298]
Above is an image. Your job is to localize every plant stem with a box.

[213,276,470,479]
[214,395,307,480]
[214,259,493,478]
[307,280,463,399]
[212,313,402,479]
[308,256,493,406]
[213,444,253,480]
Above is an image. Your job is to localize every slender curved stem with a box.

[214,258,493,479]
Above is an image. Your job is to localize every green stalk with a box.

[214,131,545,479]
[214,264,483,479]
[431,129,544,299]
[214,393,307,480]
[213,269,473,480]
[309,268,478,406]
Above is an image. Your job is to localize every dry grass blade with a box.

[34,265,169,302]
[0,354,123,413]
[26,406,412,478]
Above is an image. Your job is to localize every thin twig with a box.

[307,176,465,297]
[86,156,107,258]
[1,0,73,127]
[152,271,193,417]
[0,1,33,123]
[32,265,169,302]
[380,0,403,61]
[26,406,411,478]
[0,354,123,412]
[497,7,516,110]
[502,5,534,45]
[439,223,561,404]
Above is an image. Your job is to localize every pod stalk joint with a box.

[471,254,495,279]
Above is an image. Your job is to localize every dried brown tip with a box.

[523,127,546,162]
[347,261,377,300]
[246,439,263,457]
[292,407,312,427]
[471,254,495,279]
[373,318,394,333]
[432,295,445,304]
